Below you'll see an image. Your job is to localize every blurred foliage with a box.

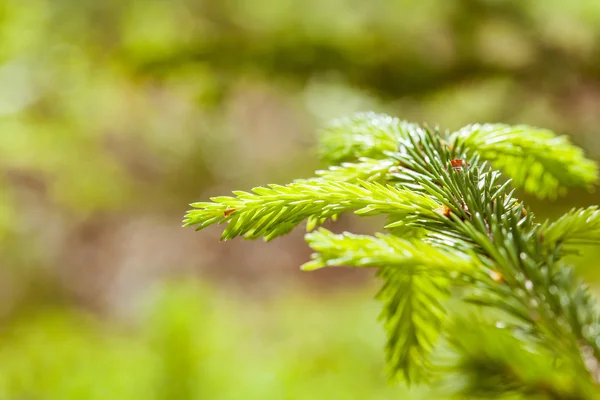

[0,282,430,399]
[1,0,600,397]
[2,0,600,223]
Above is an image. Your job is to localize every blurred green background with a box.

[2,0,600,398]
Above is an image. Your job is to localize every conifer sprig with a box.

[444,316,599,399]
[184,112,600,398]
[318,112,420,163]
[311,157,395,183]
[377,265,449,383]
[302,228,474,273]
[541,206,600,253]
[183,180,439,241]
[450,124,598,198]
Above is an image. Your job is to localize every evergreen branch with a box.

[445,317,598,400]
[450,124,598,198]
[185,112,600,394]
[391,129,600,373]
[183,180,439,241]
[319,112,421,164]
[372,122,600,384]
[548,267,600,376]
[312,157,396,183]
[541,206,600,253]
[378,266,449,384]
[302,229,475,383]
[302,228,473,273]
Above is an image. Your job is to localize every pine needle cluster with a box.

[184,112,600,398]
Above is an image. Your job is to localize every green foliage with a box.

[183,180,438,241]
[451,124,598,198]
[185,112,600,397]
[0,310,157,400]
[302,229,475,384]
[302,228,473,273]
[7,1,600,398]
[444,316,599,399]
[318,112,418,164]
[312,158,396,183]
[377,266,449,384]
[0,283,426,400]
[541,206,600,254]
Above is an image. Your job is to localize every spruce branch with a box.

[318,112,421,164]
[378,265,449,384]
[302,228,477,383]
[302,228,473,274]
[450,124,598,198]
[541,206,600,253]
[444,316,599,399]
[183,180,439,241]
[311,157,396,183]
[184,112,600,397]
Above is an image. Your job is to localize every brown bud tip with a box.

[450,159,470,170]
[490,270,504,283]
[436,205,452,218]
[224,208,237,217]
